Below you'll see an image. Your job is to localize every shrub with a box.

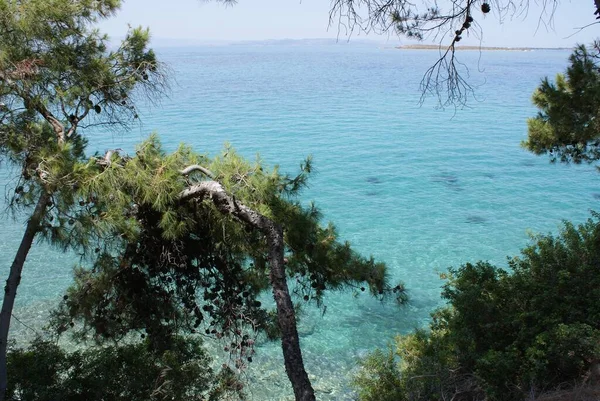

[7,336,244,401]
[354,215,600,401]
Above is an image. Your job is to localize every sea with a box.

[1,42,598,400]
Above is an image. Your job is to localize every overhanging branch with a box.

[179,177,316,401]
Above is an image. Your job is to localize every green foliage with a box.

[524,42,600,164]
[0,0,165,249]
[0,1,169,396]
[50,136,406,365]
[352,348,403,401]
[354,216,600,401]
[6,336,244,401]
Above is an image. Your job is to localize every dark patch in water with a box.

[365,191,379,197]
[520,160,536,167]
[366,177,382,184]
[483,173,495,179]
[593,193,600,200]
[432,173,463,191]
[466,215,486,224]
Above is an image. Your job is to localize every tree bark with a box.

[180,181,316,401]
[264,221,316,401]
[0,192,49,401]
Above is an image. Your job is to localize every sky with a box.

[98,0,597,48]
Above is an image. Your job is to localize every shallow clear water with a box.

[1,44,598,399]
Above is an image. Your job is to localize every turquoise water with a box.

[2,44,599,399]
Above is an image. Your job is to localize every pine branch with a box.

[179,165,214,179]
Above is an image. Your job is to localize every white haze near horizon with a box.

[99,0,596,48]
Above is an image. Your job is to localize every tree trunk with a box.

[264,222,316,401]
[0,192,49,401]
[180,180,316,401]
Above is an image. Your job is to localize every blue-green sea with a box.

[1,43,598,399]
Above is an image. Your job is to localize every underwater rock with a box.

[466,215,486,224]
[297,322,315,337]
[432,173,463,191]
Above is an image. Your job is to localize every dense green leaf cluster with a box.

[524,42,600,165]
[354,216,600,401]
[6,336,244,401]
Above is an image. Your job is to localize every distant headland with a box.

[397,44,570,51]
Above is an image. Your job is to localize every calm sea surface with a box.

[1,44,598,399]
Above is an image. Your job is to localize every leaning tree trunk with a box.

[264,221,316,401]
[0,192,49,401]
[180,178,316,401]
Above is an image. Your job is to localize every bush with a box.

[353,348,404,401]
[354,215,600,401]
[7,336,245,401]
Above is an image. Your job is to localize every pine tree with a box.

[50,136,407,401]
[524,42,600,165]
[0,1,164,397]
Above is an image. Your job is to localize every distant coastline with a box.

[397,44,570,51]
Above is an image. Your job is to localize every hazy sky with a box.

[99,0,597,47]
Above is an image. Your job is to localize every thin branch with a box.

[11,313,41,337]
[565,21,600,39]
